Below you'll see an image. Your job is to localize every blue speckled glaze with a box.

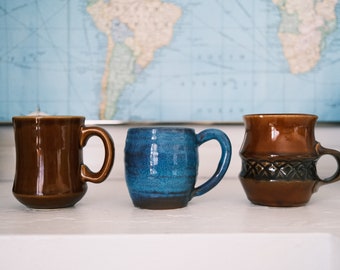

[124,127,232,209]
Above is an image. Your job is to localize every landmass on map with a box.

[87,0,182,119]
[273,0,338,74]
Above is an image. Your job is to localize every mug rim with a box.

[243,113,318,119]
[12,115,85,121]
[127,127,195,132]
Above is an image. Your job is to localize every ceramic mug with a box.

[12,116,115,209]
[124,127,232,209]
[239,113,340,207]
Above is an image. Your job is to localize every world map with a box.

[1,0,340,122]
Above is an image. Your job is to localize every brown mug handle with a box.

[315,142,340,187]
[80,126,115,183]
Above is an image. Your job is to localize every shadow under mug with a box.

[12,116,115,209]
[239,114,340,207]
[124,127,232,209]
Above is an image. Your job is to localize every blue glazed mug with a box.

[124,127,232,209]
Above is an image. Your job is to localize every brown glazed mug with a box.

[239,114,340,207]
[12,116,115,209]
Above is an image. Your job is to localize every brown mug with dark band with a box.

[12,116,115,209]
[239,114,340,207]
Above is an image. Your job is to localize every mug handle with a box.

[315,143,340,188]
[80,126,115,183]
[191,129,232,198]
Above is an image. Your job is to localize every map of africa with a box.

[1,0,340,122]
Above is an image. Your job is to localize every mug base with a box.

[239,178,316,207]
[132,196,190,210]
[12,190,87,209]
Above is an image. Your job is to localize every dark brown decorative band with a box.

[240,158,317,180]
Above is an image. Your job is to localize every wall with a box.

[1,124,340,181]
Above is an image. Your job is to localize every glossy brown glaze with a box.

[239,114,340,207]
[240,179,316,207]
[241,114,318,156]
[12,116,114,209]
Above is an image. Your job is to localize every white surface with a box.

[1,124,340,269]
[0,234,338,270]
[1,179,340,269]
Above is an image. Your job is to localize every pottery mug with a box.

[12,116,115,209]
[239,114,340,207]
[124,127,232,209]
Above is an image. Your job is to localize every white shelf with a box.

[1,178,340,269]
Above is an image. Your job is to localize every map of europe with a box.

[1,0,340,122]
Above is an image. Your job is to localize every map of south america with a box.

[87,0,182,120]
[3,0,340,122]
[273,0,338,74]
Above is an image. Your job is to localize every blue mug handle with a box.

[191,129,232,198]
